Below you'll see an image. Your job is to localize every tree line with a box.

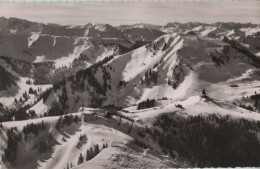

[77,143,108,165]
[2,121,55,166]
[55,114,80,130]
[137,99,156,110]
[141,69,158,85]
[142,114,260,167]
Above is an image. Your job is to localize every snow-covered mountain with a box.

[0,17,166,109]
[0,17,165,63]
[40,31,259,113]
[1,18,260,169]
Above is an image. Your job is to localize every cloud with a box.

[0,1,259,25]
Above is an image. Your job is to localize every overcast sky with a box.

[0,1,259,26]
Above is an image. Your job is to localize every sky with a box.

[0,1,259,26]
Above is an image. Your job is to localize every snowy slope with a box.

[0,112,174,169]
[74,146,169,169]
[0,77,51,108]
[39,121,132,169]
[121,95,260,125]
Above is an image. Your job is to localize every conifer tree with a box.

[202,89,207,98]
[94,144,100,155]
[77,153,84,165]
[86,150,90,161]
